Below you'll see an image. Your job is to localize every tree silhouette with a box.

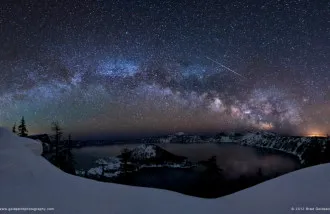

[12,123,16,134]
[322,140,330,163]
[50,122,75,174]
[63,133,75,174]
[302,138,324,166]
[204,156,222,174]
[18,117,28,137]
[51,121,63,167]
[257,167,263,177]
[68,134,72,144]
[198,155,224,197]
[120,148,131,176]
[51,121,63,160]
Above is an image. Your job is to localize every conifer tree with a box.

[12,123,16,134]
[18,117,28,137]
[64,133,75,174]
[121,148,130,174]
[50,123,75,174]
[51,121,62,160]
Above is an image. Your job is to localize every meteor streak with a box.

[206,56,245,78]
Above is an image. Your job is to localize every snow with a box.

[95,159,108,165]
[130,144,157,159]
[220,136,233,142]
[87,157,122,177]
[236,132,319,163]
[140,163,191,169]
[95,157,121,170]
[241,132,265,142]
[85,157,191,177]
[175,132,185,136]
[87,167,121,178]
[87,167,103,175]
[159,138,171,143]
[104,171,121,178]
[1,127,330,214]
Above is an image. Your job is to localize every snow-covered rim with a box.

[1,127,330,214]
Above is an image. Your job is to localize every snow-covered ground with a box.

[82,156,193,178]
[130,144,157,159]
[84,157,122,178]
[1,127,329,214]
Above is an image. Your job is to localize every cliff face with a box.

[237,132,330,166]
[237,133,312,163]
[141,131,330,166]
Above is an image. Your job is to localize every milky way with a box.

[0,0,329,139]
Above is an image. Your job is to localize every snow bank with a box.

[0,127,329,214]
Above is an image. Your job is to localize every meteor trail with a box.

[206,56,245,78]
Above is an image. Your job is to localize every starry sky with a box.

[0,0,329,139]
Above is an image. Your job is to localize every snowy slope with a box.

[1,127,330,214]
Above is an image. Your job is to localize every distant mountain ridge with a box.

[38,131,330,167]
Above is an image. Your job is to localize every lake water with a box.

[73,143,300,178]
[73,143,300,197]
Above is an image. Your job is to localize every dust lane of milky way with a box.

[0,0,329,139]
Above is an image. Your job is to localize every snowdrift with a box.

[0,127,329,214]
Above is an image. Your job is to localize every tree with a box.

[302,138,324,166]
[198,155,224,197]
[68,134,72,146]
[12,123,16,134]
[322,140,330,163]
[18,117,28,137]
[257,167,263,178]
[50,122,75,174]
[66,133,72,160]
[204,156,222,174]
[120,148,131,176]
[63,133,75,174]
[51,121,63,159]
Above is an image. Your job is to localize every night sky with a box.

[0,0,329,139]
